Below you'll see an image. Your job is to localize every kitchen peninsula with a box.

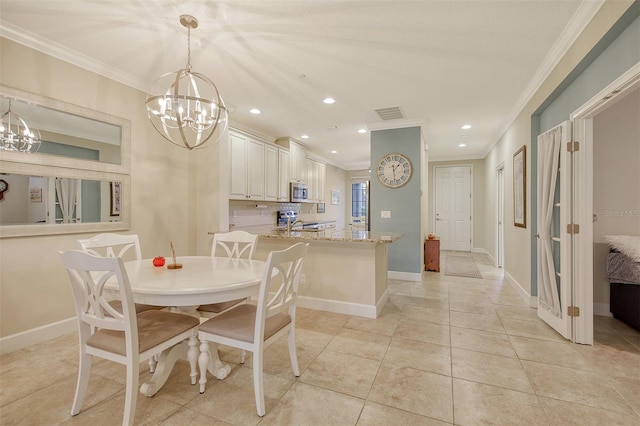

[256,230,402,318]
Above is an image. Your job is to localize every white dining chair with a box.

[77,233,167,372]
[197,230,259,316]
[59,250,200,426]
[197,242,309,417]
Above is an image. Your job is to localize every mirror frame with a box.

[0,85,131,238]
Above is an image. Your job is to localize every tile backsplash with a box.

[229,200,327,229]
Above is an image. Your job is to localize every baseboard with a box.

[504,270,536,307]
[472,247,487,255]
[593,303,612,317]
[0,317,76,355]
[297,295,378,319]
[388,270,422,281]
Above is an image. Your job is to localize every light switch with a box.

[381,210,391,218]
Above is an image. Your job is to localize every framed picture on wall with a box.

[331,189,340,205]
[317,203,325,213]
[110,181,121,217]
[513,145,526,228]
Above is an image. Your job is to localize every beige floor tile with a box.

[397,304,450,326]
[451,347,534,393]
[574,344,640,380]
[452,378,549,425]
[494,304,539,321]
[325,328,391,360]
[539,395,640,425]
[450,310,506,334]
[368,363,453,423]
[299,349,380,398]
[521,360,636,415]
[449,299,497,316]
[488,293,529,307]
[236,337,324,379]
[500,317,567,341]
[357,401,451,425]
[186,365,294,425]
[260,381,364,425]
[394,318,450,346]
[605,374,640,416]
[293,326,335,349]
[450,327,517,358]
[509,336,592,370]
[389,294,449,310]
[344,315,399,336]
[383,337,451,376]
[0,372,121,425]
[159,407,232,425]
[296,310,352,334]
[592,328,640,353]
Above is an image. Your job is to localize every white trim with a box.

[504,270,536,307]
[388,270,422,282]
[367,118,426,132]
[482,0,606,158]
[297,295,379,319]
[0,317,76,355]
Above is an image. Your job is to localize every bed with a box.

[605,235,640,330]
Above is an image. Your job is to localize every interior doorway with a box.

[434,165,472,251]
[351,179,369,231]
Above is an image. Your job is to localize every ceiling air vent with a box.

[375,106,404,121]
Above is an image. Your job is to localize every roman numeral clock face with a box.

[376,153,412,188]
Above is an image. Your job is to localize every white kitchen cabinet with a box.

[229,131,266,200]
[276,137,306,183]
[305,158,326,203]
[278,148,290,201]
[264,144,278,201]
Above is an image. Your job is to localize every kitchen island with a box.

[255,230,402,318]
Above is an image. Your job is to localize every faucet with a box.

[287,217,304,235]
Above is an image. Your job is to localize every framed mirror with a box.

[0,86,131,237]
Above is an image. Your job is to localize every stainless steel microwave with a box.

[290,182,308,203]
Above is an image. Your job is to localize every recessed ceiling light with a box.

[301,134,309,139]
[461,124,472,130]
[357,128,367,134]
[330,150,338,154]
[249,108,261,115]
[458,143,467,148]
[323,97,336,104]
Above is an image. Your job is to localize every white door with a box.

[435,166,471,251]
[497,165,505,268]
[536,121,572,339]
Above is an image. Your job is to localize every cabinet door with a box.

[278,149,290,201]
[306,158,314,202]
[316,162,326,202]
[264,144,278,201]
[247,138,265,199]
[289,140,306,183]
[229,132,248,199]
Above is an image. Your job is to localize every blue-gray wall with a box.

[529,7,640,295]
[370,127,422,274]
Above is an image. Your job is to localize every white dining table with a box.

[121,256,266,396]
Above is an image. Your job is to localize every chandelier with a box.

[0,100,41,153]
[145,15,228,150]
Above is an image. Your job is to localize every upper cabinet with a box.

[278,148,290,202]
[306,158,326,202]
[276,137,306,183]
[229,131,265,200]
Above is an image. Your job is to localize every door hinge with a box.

[567,306,580,317]
[566,224,580,234]
[567,141,580,152]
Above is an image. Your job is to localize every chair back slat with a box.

[60,250,136,335]
[255,243,308,338]
[77,233,142,261]
[212,231,258,259]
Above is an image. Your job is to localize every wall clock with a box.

[376,153,413,188]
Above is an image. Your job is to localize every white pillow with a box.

[604,235,640,262]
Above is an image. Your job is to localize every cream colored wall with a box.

[0,38,207,337]
[482,0,634,297]
[592,88,640,305]
[427,160,486,251]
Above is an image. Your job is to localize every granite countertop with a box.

[258,229,403,243]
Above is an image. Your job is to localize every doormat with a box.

[444,255,483,279]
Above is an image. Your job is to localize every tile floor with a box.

[1,252,639,425]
